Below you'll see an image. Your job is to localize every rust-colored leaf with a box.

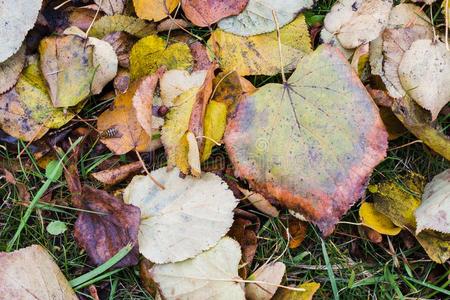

[91,161,142,185]
[182,0,248,27]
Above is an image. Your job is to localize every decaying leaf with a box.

[0,245,77,299]
[225,45,388,235]
[0,44,25,94]
[287,216,308,248]
[92,161,142,185]
[320,28,354,60]
[87,37,119,95]
[238,186,280,217]
[149,237,245,300]
[415,169,450,234]
[123,168,238,263]
[182,0,248,27]
[392,96,450,161]
[398,39,450,120]
[190,40,213,71]
[359,202,401,235]
[246,262,286,300]
[90,15,156,38]
[209,14,312,76]
[103,32,136,68]
[272,282,320,300]
[133,0,180,21]
[39,35,95,107]
[159,69,207,107]
[218,0,314,36]
[324,0,392,49]
[130,35,193,79]
[94,0,125,15]
[0,0,42,62]
[74,185,140,267]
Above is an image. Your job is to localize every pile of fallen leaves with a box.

[0,0,449,299]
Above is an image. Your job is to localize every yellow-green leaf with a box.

[89,15,156,38]
[359,202,401,235]
[202,100,227,162]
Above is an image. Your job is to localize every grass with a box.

[1,0,450,299]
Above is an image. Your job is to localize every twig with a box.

[388,140,423,151]
[272,10,286,84]
[135,150,165,190]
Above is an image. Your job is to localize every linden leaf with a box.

[39,35,96,108]
[149,237,245,300]
[359,202,401,235]
[130,35,193,79]
[218,0,314,36]
[0,245,77,299]
[123,168,238,263]
[0,44,25,94]
[182,0,248,27]
[133,0,180,22]
[246,262,286,300]
[209,14,312,76]
[89,15,156,38]
[272,282,320,300]
[224,45,388,235]
[0,0,42,62]
[415,169,450,234]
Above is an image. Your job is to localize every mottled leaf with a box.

[94,0,125,15]
[90,15,156,38]
[0,44,25,94]
[182,0,248,27]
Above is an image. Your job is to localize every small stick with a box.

[53,0,71,10]
[272,10,286,84]
[135,150,165,190]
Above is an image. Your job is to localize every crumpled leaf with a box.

[359,202,401,235]
[218,0,314,36]
[149,237,245,300]
[238,186,280,217]
[159,69,207,107]
[182,0,248,27]
[415,169,450,234]
[74,185,140,267]
[39,35,95,108]
[123,168,238,263]
[272,282,320,300]
[90,15,156,38]
[92,161,142,185]
[225,45,388,235]
[392,96,450,161]
[0,0,42,62]
[324,0,392,49]
[209,14,312,76]
[133,0,180,21]
[398,39,450,120]
[130,35,193,79]
[94,0,125,15]
[246,262,286,300]
[0,44,25,94]
[87,37,118,95]
[0,245,77,299]
[286,216,308,249]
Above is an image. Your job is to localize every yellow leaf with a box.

[186,131,201,177]
[202,100,227,162]
[359,202,401,235]
[89,15,156,38]
[207,14,312,76]
[272,282,320,300]
[130,35,193,79]
[133,0,180,22]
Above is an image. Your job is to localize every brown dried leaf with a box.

[246,262,286,300]
[103,32,136,68]
[94,0,126,15]
[0,45,26,94]
[182,0,248,27]
[91,161,142,185]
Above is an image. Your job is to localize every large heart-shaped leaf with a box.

[224,45,388,235]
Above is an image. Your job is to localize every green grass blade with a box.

[404,276,450,297]
[321,238,340,300]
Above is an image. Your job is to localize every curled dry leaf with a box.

[39,35,95,108]
[287,216,308,249]
[225,45,388,235]
[398,39,450,120]
[149,237,245,300]
[94,0,126,15]
[186,131,201,176]
[91,161,142,185]
[246,262,286,300]
[0,0,42,62]
[182,0,248,27]
[324,0,392,49]
[90,15,156,39]
[272,282,320,300]
[359,202,401,235]
[0,44,25,94]
[130,35,193,79]
[218,0,314,36]
[74,185,140,267]
[87,37,119,95]
[415,169,450,234]
[0,245,77,299]
[103,32,136,68]
[123,168,238,263]
[159,69,207,107]
[133,0,180,21]
[238,186,280,217]
[209,14,312,76]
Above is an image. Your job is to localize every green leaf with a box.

[45,160,63,182]
[46,221,67,235]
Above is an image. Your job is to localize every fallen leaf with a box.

[87,37,119,95]
[225,45,388,235]
[202,100,227,161]
[287,217,308,249]
[114,68,131,93]
[359,202,401,235]
[190,40,213,71]
[133,0,180,21]
[94,0,125,15]
[324,0,392,49]
[0,0,42,62]
[157,18,191,32]
[379,107,408,140]
[209,14,312,76]
[0,44,25,94]
[130,35,193,79]
[39,35,95,107]
[123,168,238,263]
[74,185,140,267]
[351,43,369,77]
[398,39,450,120]
[0,245,77,299]
[182,0,248,27]
[246,262,286,300]
[320,28,354,59]
[90,15,156,39]
[392,96,450,161]
[218,0,314,36]
[103,32,136,68]
[272,282,320,300]
[415,169,450,234]
[238,187,280,218]
[46,220,68,235]
[92,161,142,185]
[149,237,245,300]
[186,131,201,176]
[159,69,207,107]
